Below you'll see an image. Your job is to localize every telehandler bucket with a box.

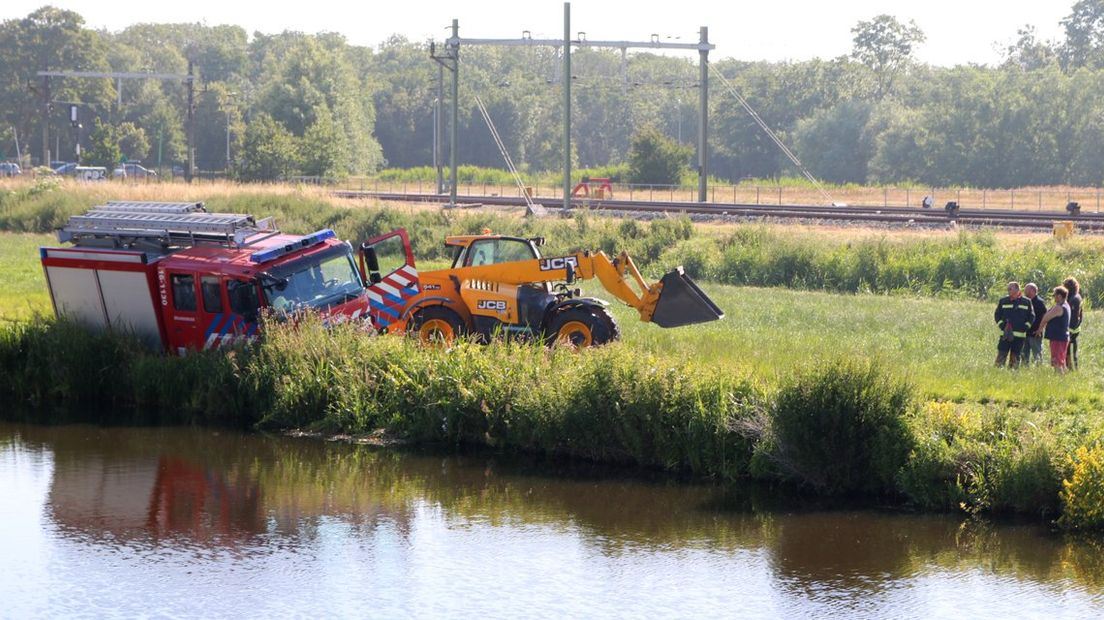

[649,267,725,328]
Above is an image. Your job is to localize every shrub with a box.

[763,359,916,495]
[899,401,1066,518]
[1060,444,1104,530]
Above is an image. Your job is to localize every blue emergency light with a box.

[249,229,336,264]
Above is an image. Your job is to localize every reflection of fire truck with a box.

[146,455,264,538]
[40,201,373,354]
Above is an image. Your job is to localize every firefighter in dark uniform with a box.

[1023,283,1047,364]
[994,281,1034,368]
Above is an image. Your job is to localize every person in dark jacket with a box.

[1036,286,1071,372]
[994,281,1034,368]
[1023,283,1048,365]
[1064,277,1083,370]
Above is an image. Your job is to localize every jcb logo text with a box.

[477,299,508,311]
[538,256,579,272]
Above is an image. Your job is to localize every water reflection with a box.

[4,423,1104,618]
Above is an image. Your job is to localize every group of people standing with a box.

[994,278,1083,371]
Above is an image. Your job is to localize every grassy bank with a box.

[2,318,1104,528]
[4,179,1104,527]
[3,178,1101,306]
[0,233,52,322]
[5,227,1100,407]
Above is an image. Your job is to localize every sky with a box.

[2,0,1073,67]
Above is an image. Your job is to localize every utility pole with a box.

[563,2,572,212]
[186,61,195,183]
[436,62,444,194]
[430,35,458,203]
[437,12,714,204]
[224,91,237,171]
[41,68,51,167]
[225,108,231,169]
[698,26,709,202]
[450,20,459,207]
[37,69,194,171]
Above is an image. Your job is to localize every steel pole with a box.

[563,2,571,211]
[41,70,50,167]
[436,62,444,194]
[698,26,708,202]
[186,61,195,183]
[450,19,459,206]
[225,109,231,169]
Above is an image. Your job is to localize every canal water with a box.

[2,423,1103,619]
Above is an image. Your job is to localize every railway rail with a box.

[334,191,1104,231]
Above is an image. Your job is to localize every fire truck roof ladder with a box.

[97,201,207,214]
[58,208,279,249]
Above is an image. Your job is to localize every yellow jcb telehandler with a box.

[358,228,724,346]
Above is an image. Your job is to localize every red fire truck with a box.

[40,201,374,354]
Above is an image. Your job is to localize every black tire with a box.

[545,306,620,348]
[409,306,467,345]
[593,306,621,342]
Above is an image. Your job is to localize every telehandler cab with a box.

[359,228,724,347]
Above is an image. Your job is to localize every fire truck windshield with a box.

[261,245,364,313]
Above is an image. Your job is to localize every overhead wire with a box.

[455,50,836,208]
[458,57,544,215]
[708,64,835,205]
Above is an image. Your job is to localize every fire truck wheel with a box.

[410,306,466,345]
[546,306,619,348]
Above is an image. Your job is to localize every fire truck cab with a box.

[40,201,373,354]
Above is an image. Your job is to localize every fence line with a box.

[298,177,1100,214]
[32,170,1093,214]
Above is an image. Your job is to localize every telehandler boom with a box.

[359,229,724,346]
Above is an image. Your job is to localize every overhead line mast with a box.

[37,69,196,182]
[436,3,715,204]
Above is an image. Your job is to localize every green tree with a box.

[793,100,877,184]
[255,33,382,175]
[139,100,186,168]
[115,122,149,162]
[627,127,692,186]
[0,7,112,165]
[238,113,297,181]
[193,86,243,171]
[1003,26,1059,71]
[851,15,926,99]
[867,107,928,184]
[300,106,348,178]
[83,119,121,168]
[1061,0,1104,70]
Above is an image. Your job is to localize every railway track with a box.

[334,190,1104,231]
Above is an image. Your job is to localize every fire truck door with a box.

[226,278,262,344]
[164,271,201,353]
[197,275,232,350]
[361,229,420,330]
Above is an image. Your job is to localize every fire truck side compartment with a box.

[41,247,166,349]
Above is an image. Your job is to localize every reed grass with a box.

[3,179,1100,305]
[4,181,1104,526]
[3,317,1104,526]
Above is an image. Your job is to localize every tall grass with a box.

[0,318,764,479]
[3,180,1101,306]
[4,317,1104,527]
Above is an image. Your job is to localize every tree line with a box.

[3,3,1104,187]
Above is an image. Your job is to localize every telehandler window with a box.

[466,239,536,267]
